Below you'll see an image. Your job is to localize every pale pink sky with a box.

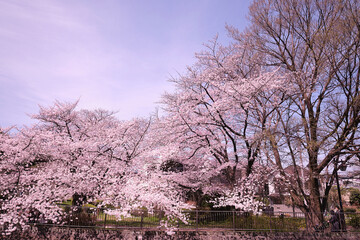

[0,0,251,127]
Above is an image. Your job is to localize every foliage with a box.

[348,214,360,229]
[62,206,96,226]
[344,207,356,213]
[350,189,360,206]
[236,215,306,232]
[183,212,306,231]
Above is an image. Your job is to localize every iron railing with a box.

[28,205,360,232]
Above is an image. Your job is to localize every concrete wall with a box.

[2,226,360,240]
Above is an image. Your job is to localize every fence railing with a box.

[29,205,360,232]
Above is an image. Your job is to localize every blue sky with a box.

[0,0,251,127]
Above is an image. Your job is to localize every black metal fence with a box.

[31,205,360,232]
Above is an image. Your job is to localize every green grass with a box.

[177,214,306,231]
[95,212,163,228]
[58,208,308,231]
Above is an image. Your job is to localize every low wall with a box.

[2,226,360,240]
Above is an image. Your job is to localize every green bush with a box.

[240,215,306,231]
[348,214,360,229]
[63,206,96,226]
[192,213,306,231]
[350,189,360,206]
[344,207,356,213]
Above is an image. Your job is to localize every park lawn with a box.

[179,215,306,231]
[57,206,308,231]
[95,213,162,228]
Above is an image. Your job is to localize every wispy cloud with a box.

[0,0,251,127]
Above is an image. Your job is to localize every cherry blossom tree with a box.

[158,35,289,209]
[233,0,360,228]
[0,101,189,235]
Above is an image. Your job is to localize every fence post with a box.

[140,212,144,229]
[269,213,272,232]
[103,213,107,229]
[254,212,257,230]
[196,210,199,230]
[232,210,236,230]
